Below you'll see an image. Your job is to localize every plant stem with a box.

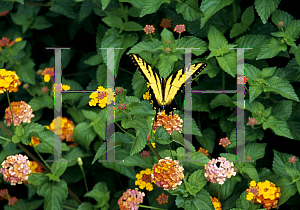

[79,164,90,202]
[137,204,167,210]
[115,122,135,139]
[25,88,36,97]
[119,1,128,22]
[168,144,174,160]
[33,145,51,169]
[119,67,134,75]
[149,34,158,47]
[177,33,181,46]
[63,205,78,210]
[0,136,12,142]
[6,91,15,133]
[218,184,221,200]
[222,70,225,90]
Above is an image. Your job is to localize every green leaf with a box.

[236,35,269,60]
[216,52,237,77]
[271,100,293,121]
[14,60,35,85]
[249,84,263,102]
[93,109,107,140]
[51,160,68,178]
[195,128,216,154]
[28,95,54,111]
[155,126,172,144]
[187,170,207,195]
[37,179,68,210]
[123,21,143,31]
[140,0,170,17]
[236,191,262,210]
[49,0,75,19]
[78,202,95,210]
[208,25,228,57]
[84,54,103,66]
[286,165,300,182]
[176,0,202,21]
[176,188,215,210]
[254,0,280,24]
[245,142,267,160]
[273,150,299,179]
[0,2,13,13]
[200,0,234,28]
[79,0,93,23]
[210,94,233,109]
[257,38,287,60]
[122,154,153,168]
[101,0,111,10]
[73,122,97,151]
[178,36,208,56]
[84,182,110,206]
[158,53,178,78]
[241,5,255,26]
[12,135,21,144]
[261,67,276,79]
[241,164,260,182]
[8,40,27,55]
[263,116,293,139]
[285,20,300,41]
[45,173,61,182]
[264,76,300,102]
[82,110,98,121]
[276,178,297,207]
[131,70,148,99]
[102,15,123,28]
[208,176,240,201]
[30,16,52,30]
[10,12,34,33]
[122,115,149,155]
[271,9,295,28]
[230,23,248,38]
[63,146,93,167]
[127,40,160,54]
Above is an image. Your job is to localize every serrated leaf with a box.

[263,116,293,139]
[264,76,300,102]
[30,16,52,30]
[101,0,111,10]
[273,150,300,179]
[200,0,234,28]
[28,95,54,111]
[73,122,97,151]
[236,35,269,60]
[178,36,208,56]
[257,38,287,60]
[241,5,255,26]
[271,100,292,121]
[230,23,248,38]
[176,188,215,210]
[79,0,93,23]
[102,15,123,28]
[271,9,295,28]
[49,0,75,19]
[38,179,68,210]
[254,0,280,24]
[216,52,237,77]
[236,191,262,210]
[249,84,263,102]
[245,143,267,160]
[158,53,178,78]
[140,0,170,17]
[276,178,297,207]
[285,20,300,41]
[0,2,13,13]
[187,170,207,195]
[123,21,143,31]
[14,60,35,85]
[51,160,68,178]
[241,164,260,182]
[176,0,202,21]
[195,128,216,154]
[84,54,103,66]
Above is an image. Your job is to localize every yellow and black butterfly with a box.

[130,53,207,117]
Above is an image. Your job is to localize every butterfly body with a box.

[130,53,207,116]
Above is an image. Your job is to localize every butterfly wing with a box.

[163,62,207,114]
[130,54,164,112]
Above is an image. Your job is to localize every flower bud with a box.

[164,47,171,53]
[36,70,43,75]
[23,84,29,89]
[78,157,83,166]
[166,40,172,44]
[41,86,49,94]
[277,21,284,27]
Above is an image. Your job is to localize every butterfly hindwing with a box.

[164,62,207,113]
[129,54,164,110]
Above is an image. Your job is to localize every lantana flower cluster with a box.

[4,101,35,126]
[89,86,115,108]
[45,117,75,142]
[118,188,145,210]
[0,154,31,185]
[204,157,236,185]
[0,69,21,94]
[152,111,183,135]
[246,180,280,210]
[135,168,155,191]
[152,157,184,190]
[0,189,18,205]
